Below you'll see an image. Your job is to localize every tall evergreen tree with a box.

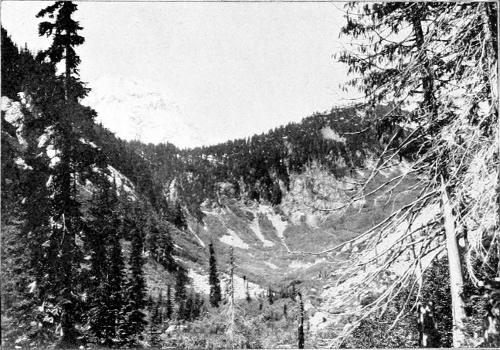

[157,221,175,271]
[157,289,164,323]
[193,293,204,319]
[36,2,100,346]
[37,1,85,101]
[174,265,189,320]
[268,286,274,305]
[147,225,159,263]
[107,196,126,345]
[298,292,305,349]
[225,247,239,348]
[209,242,222,307]
[185,292,194,321]
[87,177,114,345]
[121,219,147,345]
[149,291,163,346]
[245,277,251,303]
[165,285,173,320]
[174,266,188,303]
[146,295,154,314]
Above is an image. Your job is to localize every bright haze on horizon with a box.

[1,1,360,148]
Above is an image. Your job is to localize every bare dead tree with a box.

[296,2,498,346]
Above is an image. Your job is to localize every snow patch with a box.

[14,157,32,170]
[289,260,312,270]
[264,261,278,270]
[79,138,98,148]
[268,212,287,240]
[188,269,264,299]
[45,144,61,168]
[188,227,206,248]
[267,209,291,252]
[250,204,290,251]
[188,269,211,295]
[27,281,36,294]
[37,127,54,148]
[45,175,53,188]
[224,273,264,299]
[309,311,337,333]
[249,215,274,247]
[321,126,346,144]
[289,258,326,270]
[220,228,249,250]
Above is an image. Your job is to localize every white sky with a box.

[1,1,360,148]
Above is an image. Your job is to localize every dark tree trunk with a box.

[65,28,71,101]
[298,293,305,349]
[411,14,437,120]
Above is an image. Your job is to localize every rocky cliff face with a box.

[179,158,416,282]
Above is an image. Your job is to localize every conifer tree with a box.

[150,291,163,346]
[185,292,194,321]
[225,247,237,347]
[1,28,27,99]
[193,293,204,319]
[209,242,222,307]
[174,266,188,303]
[298,292,305,349]
[87,177,115,345]
[2,66,56,343]
[36,2,99,346]
[291,284,297,301]
[229,247,235,304]
[157,289,164,324]
[121,220,147,345]
[147,225,159,262]
[107,227,126,344]
[168,202,187,229]
[174,266,189,320]
[268,286,274,305]
[36,1,85,101]
[147,295,154,314]
[10,50,60,342]
[157,221,175,270]
[245,280,251,303]
[165,285,173,320]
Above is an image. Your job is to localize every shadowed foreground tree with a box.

[121,217,147,346]
[35,1,104,347]
[209,242,222,307]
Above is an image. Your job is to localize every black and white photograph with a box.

[1,0,499,348]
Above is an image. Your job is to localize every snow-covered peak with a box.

[82,76,208,148]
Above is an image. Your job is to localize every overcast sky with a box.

[1,1,360,147]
